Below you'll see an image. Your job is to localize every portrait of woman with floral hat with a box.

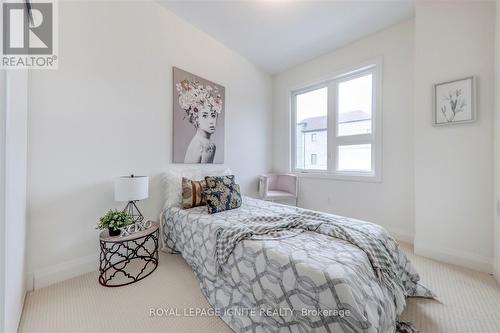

[173,67,225,164]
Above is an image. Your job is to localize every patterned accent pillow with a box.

[204,175,242,214]
[181,177,207,209]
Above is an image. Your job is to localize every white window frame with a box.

[290,59,382,182]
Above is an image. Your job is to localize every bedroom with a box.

[0,0,499,332]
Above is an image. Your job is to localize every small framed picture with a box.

[434,76,475,126]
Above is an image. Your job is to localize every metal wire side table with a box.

[99,221,159,287]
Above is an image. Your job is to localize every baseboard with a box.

[30,240,493,289]
[385,226,414,244]
[414,241,492,273]
[33,255,97,290]
[494,262,500,284]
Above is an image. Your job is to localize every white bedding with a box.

[162,197,433,333]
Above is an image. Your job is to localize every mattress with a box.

[162,197,432,333]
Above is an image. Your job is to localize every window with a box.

[338,144,371,171]
[294,87,327,171]
[311,154,317,165]
[337,74,372,137]
[292,64,380,180]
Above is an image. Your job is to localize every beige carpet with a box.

[19,243,500,333]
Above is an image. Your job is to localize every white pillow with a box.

[162,165,232,210]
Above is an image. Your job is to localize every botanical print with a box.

[440,88,466,122]
[434,77,474,125]
[173,67,225,163]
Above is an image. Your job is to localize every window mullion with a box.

[328,80,337,173]
[336,134,373,145]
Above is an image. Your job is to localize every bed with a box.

[162,196,433,333]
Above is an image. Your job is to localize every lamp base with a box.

[123,201,144,223]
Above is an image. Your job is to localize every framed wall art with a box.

[172,67,225,163]
[434,76,475,126]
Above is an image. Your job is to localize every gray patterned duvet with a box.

[162,197,433,333]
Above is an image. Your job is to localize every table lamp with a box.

[114,174,149,223]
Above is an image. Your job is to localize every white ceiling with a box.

[159,1,415,74]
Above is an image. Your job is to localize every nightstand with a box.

[98,221,159,287]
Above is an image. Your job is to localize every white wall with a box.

[494,1,500,282]
[0,68,6,333]
[272,19,415,242]
[3,70,29,332]
[27,1,272,288]
[414,1,495,272]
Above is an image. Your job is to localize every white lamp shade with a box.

[114,176,149,202]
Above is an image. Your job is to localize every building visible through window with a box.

[296,114,327,170]
[311,154,317,165]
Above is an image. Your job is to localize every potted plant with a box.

[97,209,133,236]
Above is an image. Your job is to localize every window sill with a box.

[292,171,382,183]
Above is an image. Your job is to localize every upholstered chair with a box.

[259,173,298,206]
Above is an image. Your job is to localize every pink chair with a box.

[259,173,298,206]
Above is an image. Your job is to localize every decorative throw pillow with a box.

[181,177,207,209]
[204,175,242,214]
[162,167,233,209]
[205,175,235,188]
